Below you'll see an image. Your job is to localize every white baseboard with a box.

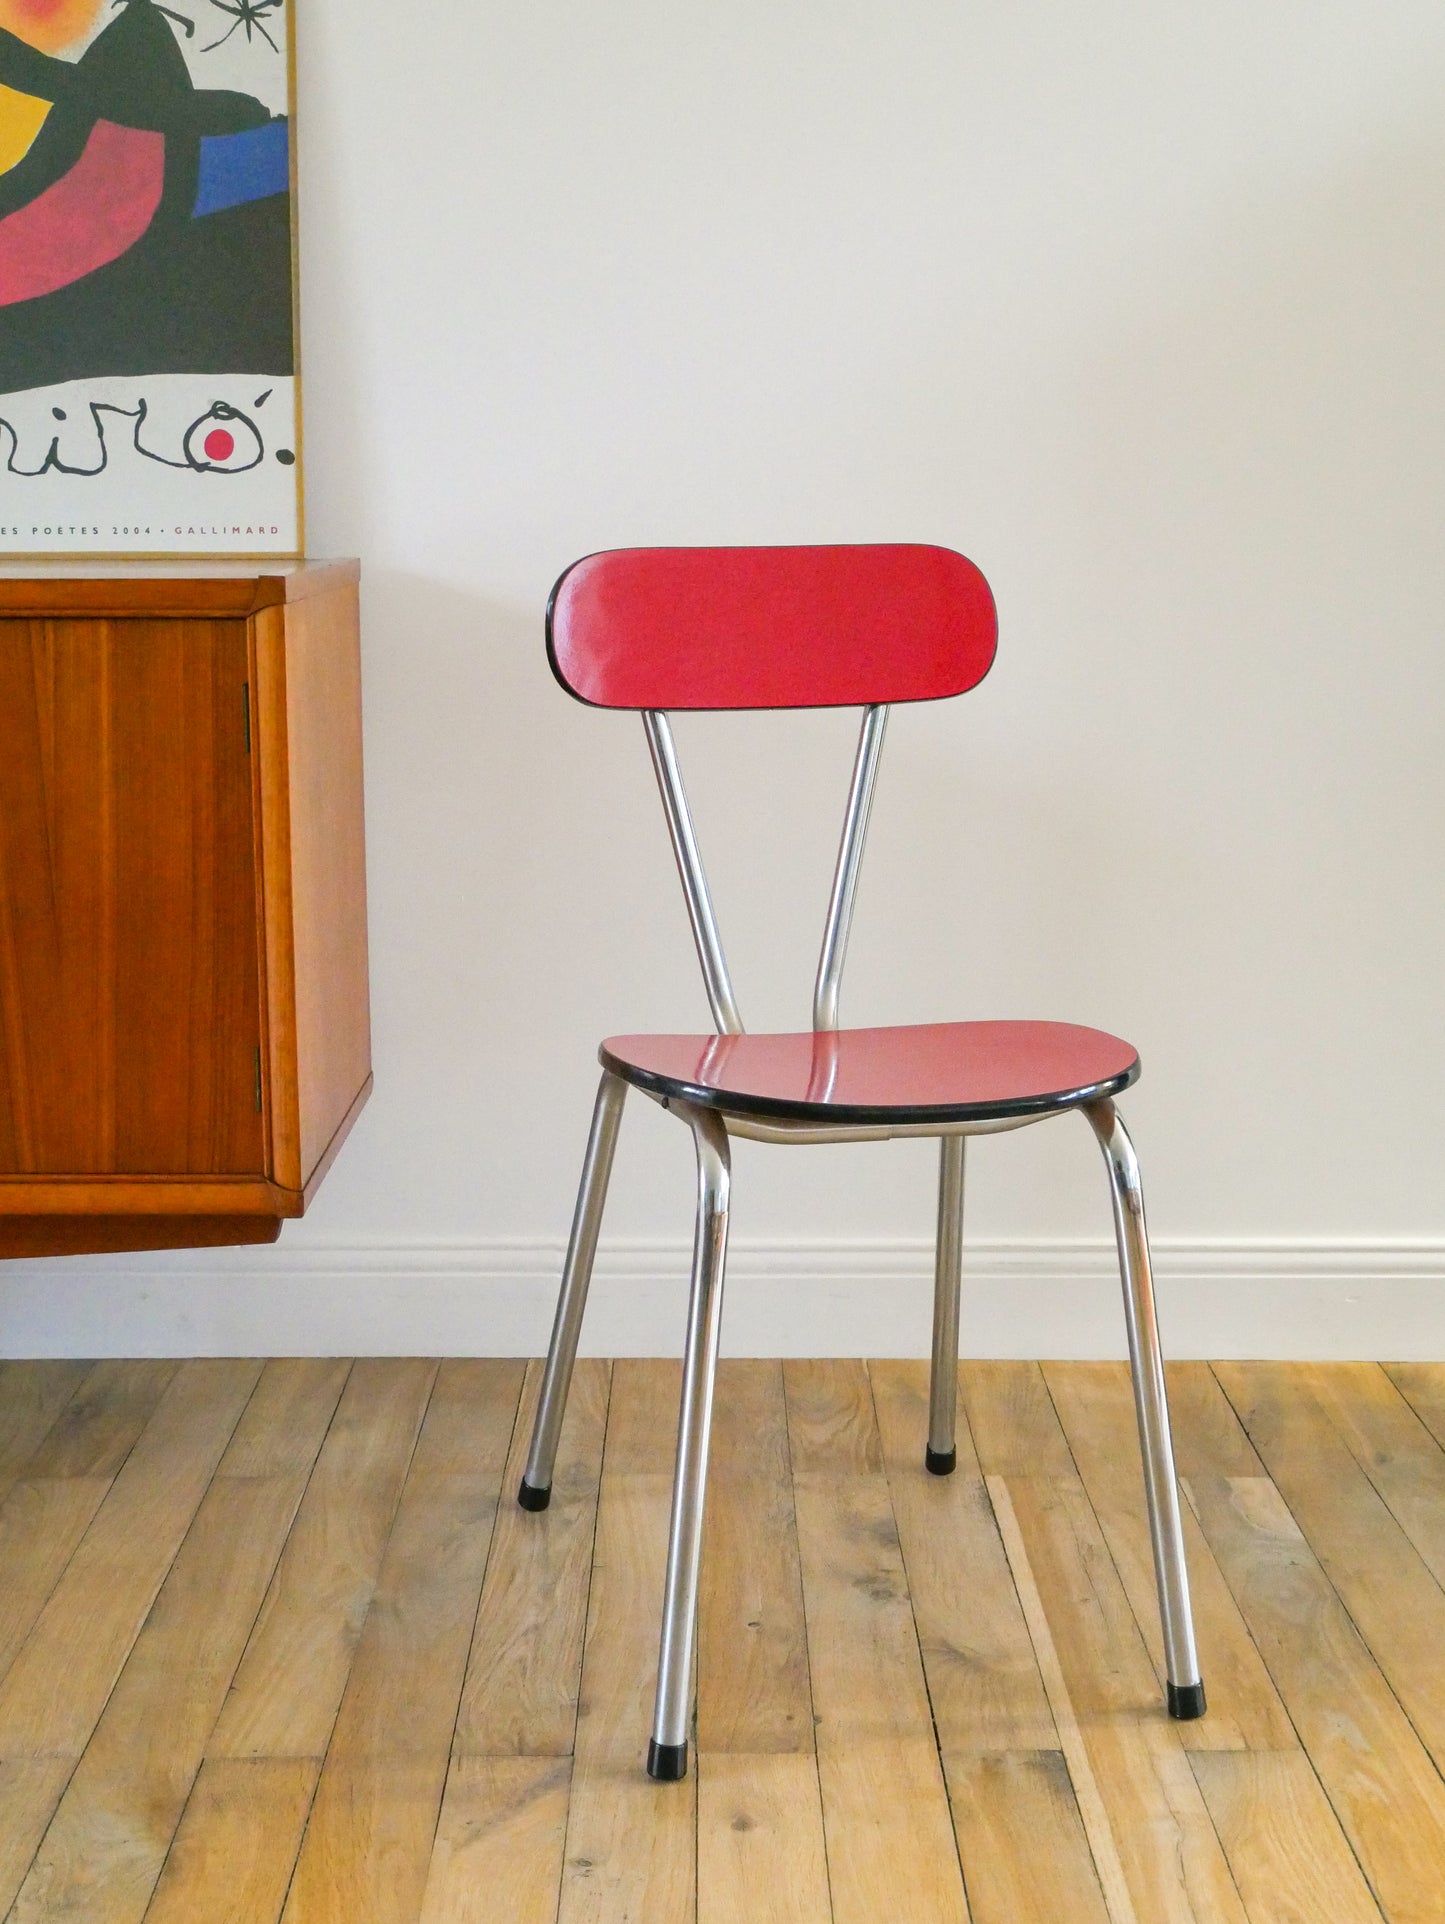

[1,1237,1443,1360]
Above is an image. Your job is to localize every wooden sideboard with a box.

[0,562,371,1257]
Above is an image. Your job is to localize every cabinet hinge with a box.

[254,1046,263,1113]
[242,682,251,754]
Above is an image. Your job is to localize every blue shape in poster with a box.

[193,119,289,219]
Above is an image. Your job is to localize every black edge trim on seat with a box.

[596,1044,1140,1130]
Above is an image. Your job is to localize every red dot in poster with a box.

[204,428,235,462]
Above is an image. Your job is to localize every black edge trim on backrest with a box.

[544,551,609,707]
[543,543,1000,714]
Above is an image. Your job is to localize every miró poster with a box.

[0,0,300,556]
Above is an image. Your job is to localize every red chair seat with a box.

[600,1020,1139,1127]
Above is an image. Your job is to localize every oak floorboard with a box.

[0,1359,261,1762]
[278,1757,442,1924]
[418,1757,571,1924]
[697,1752,831,1924]
[699,1360,812,1755]
[991,1474,1248,1923]
[1190,1750,1386,1924]
[142,1759,318,1924]
[1214,1361,1445,1767]
[5,1360,342,1924]
[0,1479,115,1689]
[214,1359,352,1480]
[9,1472,311,1924]
[281,1361,525,1924]
[793,1473,969,1924]
[788,1362,968,1924]
[1162,1363,1266,1478]
[0,1360,193,1691]
[782,1360,882,1477]
[1303,1362,1445,1593]
[457,1358,609,1758]
[22,1360,178,1481]
[8,1359,1445,1922]
[871,1360,1055,1753]
[959,1360,1074,1476]
[559,1359,696,1924]
[1185,1472,1445,1924]
[944,1749,1111,1924]
[1382,1363,1445,1455]
[1042,1360,1294,1752]
[0,1362,94,1501]
[599,1358,682,1476]
[0,1760,70,1919]
[208,1357,438,1761]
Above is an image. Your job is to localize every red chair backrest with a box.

[547,544,998,710]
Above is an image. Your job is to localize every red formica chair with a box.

[518,544,1205,1780]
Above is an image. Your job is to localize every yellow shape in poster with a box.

[0,0,105,55]
[0,83,49,171]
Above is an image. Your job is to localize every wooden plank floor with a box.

[3,1359,1445,1921]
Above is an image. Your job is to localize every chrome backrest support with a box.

[812,704,888,1031]
[643,710,745,1035]
[642,703,890,1036]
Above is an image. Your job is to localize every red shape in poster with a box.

[204,428,236,461]
[0,119,166,308]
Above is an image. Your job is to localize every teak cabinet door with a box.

[0,616,266,1177]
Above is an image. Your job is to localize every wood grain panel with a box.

[0,564,351,620]
[252,561,370,1198]
[0,615,264,1178]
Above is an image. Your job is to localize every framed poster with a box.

[0,0,300,557]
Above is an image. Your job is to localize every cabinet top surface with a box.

[0,559,358,616]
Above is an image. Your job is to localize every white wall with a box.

[7,1,1445,1357]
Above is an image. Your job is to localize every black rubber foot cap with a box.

[924,1445,957,1476]
[1167,1680,1207,1721]
[517,1478,551,1512]
[647,1739,688,1782]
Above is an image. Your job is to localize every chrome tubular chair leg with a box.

[519,1071,628,1511]
[1085,1098,1205,1720]
[648,1104,732,1782]
[927,1134,966,1474]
